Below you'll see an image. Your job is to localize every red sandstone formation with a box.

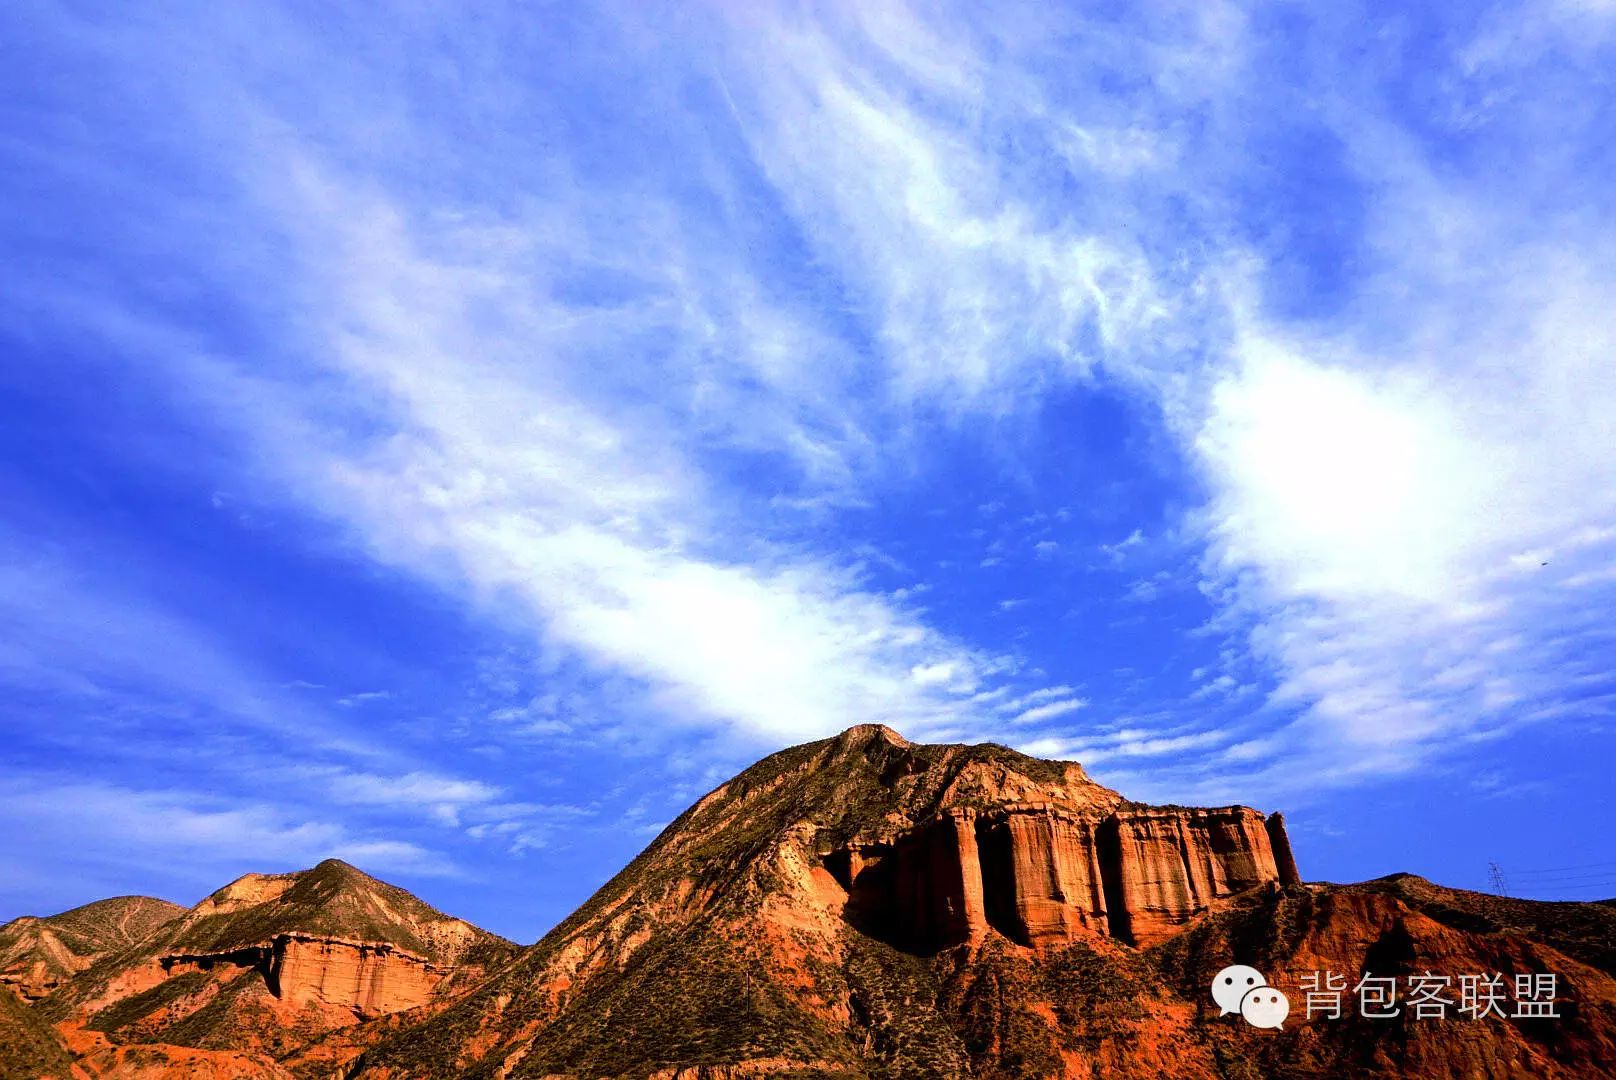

[349,726,1311,1076]
[32,859,516,1068]
[833,798,1287,951]
[273,934,442,1017]
[1102,805,1283,946]
[1265,810,1303,887]
[813,725,1290,954]
[152,932,447,1020]
[980,806,1110,944]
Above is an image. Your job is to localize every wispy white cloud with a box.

[712,4,1175,410]
[283,766,504,827]
[168,148,1052,747]
[337,690,393,707]
[6,0,1615,820]
[1018,725,1228,767]
[0,532,386,763]
[1099,530,1147,565]
[0,775,457,888]
[1010,698,1089,725]
[687,0,1616,792]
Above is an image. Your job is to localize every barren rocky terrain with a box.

[4,725,1614,1078]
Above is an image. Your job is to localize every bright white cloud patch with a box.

[1197,338,1503,604]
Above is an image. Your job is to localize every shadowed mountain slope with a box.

[1,895,184,1002]
[0,984,77,1080]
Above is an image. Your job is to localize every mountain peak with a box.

[0,895,184,1001]
[357,729,1297,1077]
[309,856,364,876]
[37,860,517,1063]
[832,722,909,748]
[293,857,388,897]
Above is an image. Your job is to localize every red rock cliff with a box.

[158,933,445,1019]
[1099,805,1282,946]
[832,800,1291,951]
[978,805,1112,946]
[272,935,441,1017]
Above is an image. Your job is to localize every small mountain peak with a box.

[0,895,185,1001]
[833,723,910,749]
[313,857,358,871]
[31,862,516,1059]
[306,857,368,883]
[1373,871,1429,886]
[202,872,296,912]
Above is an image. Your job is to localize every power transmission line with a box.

[1498,871,1616,886]
[1508,859,1616,877]
[1530,881,1616,891]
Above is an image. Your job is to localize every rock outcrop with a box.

[834,799,1287,951]
[978,805,1111,945]
[152,932,444,1019]
[1101,805,1283,946]
[271,934,442,1017]
[36,859,517,1064]
[1265,809,1303,887]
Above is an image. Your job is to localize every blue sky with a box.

[3,1,1615,941]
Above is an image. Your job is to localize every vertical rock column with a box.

[888,809,989,949]
[1176,815,1218,908]
[946,808,989,944]
[1084,824,1110,932]
[1265,812,1302,887]
[1194,809,1281,893]
[1105,813,1198,946]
